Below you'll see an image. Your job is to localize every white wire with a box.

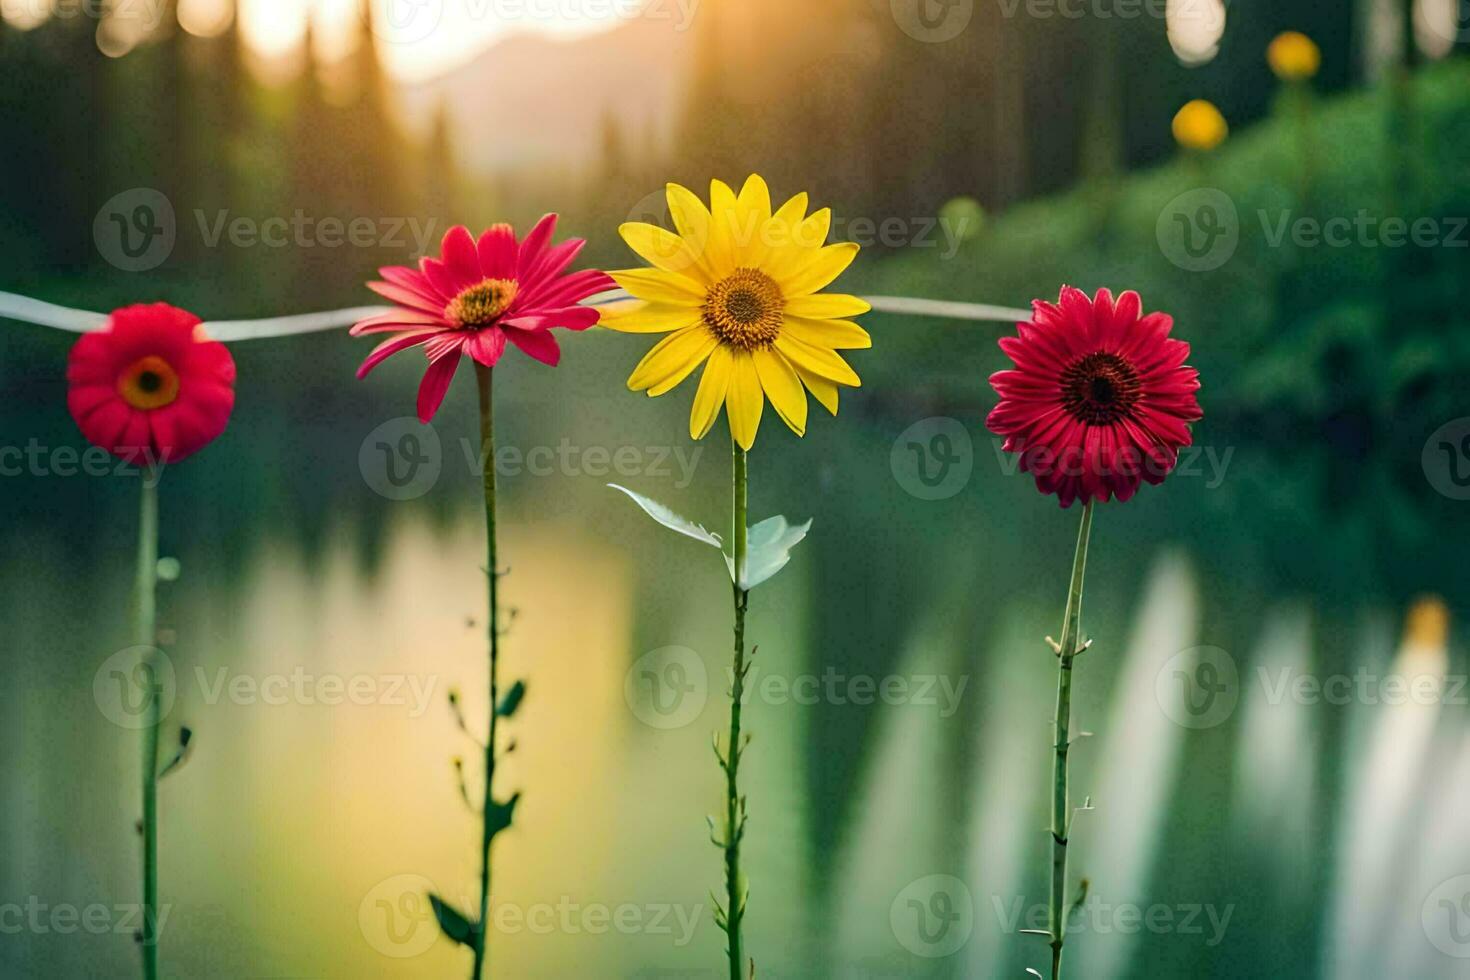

[0,288,1029,342]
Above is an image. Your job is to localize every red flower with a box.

[67,303,236,466]
[353,218,615,422]
[987,286,1202,508]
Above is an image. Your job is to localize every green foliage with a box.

[861,60,1470,551]
[486,792,520,839]
[495,680,526,719]
[428,893,477,947]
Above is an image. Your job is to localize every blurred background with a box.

[2,0,1470,977]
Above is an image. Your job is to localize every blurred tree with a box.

[422,99,460,232]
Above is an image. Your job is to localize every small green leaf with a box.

[726,516,813,589]
[496,680,526,718]
[608,484,723,548]
[429,893,477,947]
[157,726,193,781]
[487,792,520,838]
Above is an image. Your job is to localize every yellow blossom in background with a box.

[1172,99,1228,152]
[601,175,869,451]
[1268,31,1321,82]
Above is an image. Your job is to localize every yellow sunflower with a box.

[601,175,870,450]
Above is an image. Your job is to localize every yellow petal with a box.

[611,268,705,306]
[765,207,833,281]
[778,242,859,297]
[794,363,839,415]
[690,345,733,440]
[706,179,738,277]
[775,333,861,386]
[598,301,701,334]
[731,174,773,268]
[628,325,718,394]
[666,182,717,277]
[618,222,709,282]
[752,347,807,437]
[725,350,764,451]
[781,316,871,350]
[738,174,772,221]
[794,207,831,250]
[784,293,871,319]
[767,192,809,253]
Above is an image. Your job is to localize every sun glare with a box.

[233,0,637,82]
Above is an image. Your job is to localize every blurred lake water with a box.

[1,314,1465,979]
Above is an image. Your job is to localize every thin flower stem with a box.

[1048,499,1094,980]
[723,440,750,980]
[472,362,501,980]
[136,468,160,980]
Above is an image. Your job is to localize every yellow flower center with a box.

[703,268,784,350]
[446,278,518,328]
[117,355,180,410]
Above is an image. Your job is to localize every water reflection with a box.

[0,320,1464,978]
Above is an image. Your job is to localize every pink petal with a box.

[423,333,469,361]
[367,280,445,317]
[504,326,561,366]
[357,330,440,378]
[416,352,461,422]
[350,311,447,336]
[440,226,481,287]
[521,237,584,292]
[420,257,465,299]
[501,306,600,332]
[520,268,616,310]
[469,329,507,366]
[379,265,444,303]
[516,213,558,278]
[477,224,518,280]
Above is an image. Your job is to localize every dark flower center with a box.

[703,268,784,349]
[117,355,180,411]
[1061,351,1140,424]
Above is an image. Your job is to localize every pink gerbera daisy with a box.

[67,303,235,466]
[353,218,614,421]
[987,286,1202,508]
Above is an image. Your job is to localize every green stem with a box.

[723,441,749,980]
[472,363,500,980]
[1048,499,1094,980]
[137,469,160,980]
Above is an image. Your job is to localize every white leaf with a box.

[726,515,813,589]
[607,484,723,549]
